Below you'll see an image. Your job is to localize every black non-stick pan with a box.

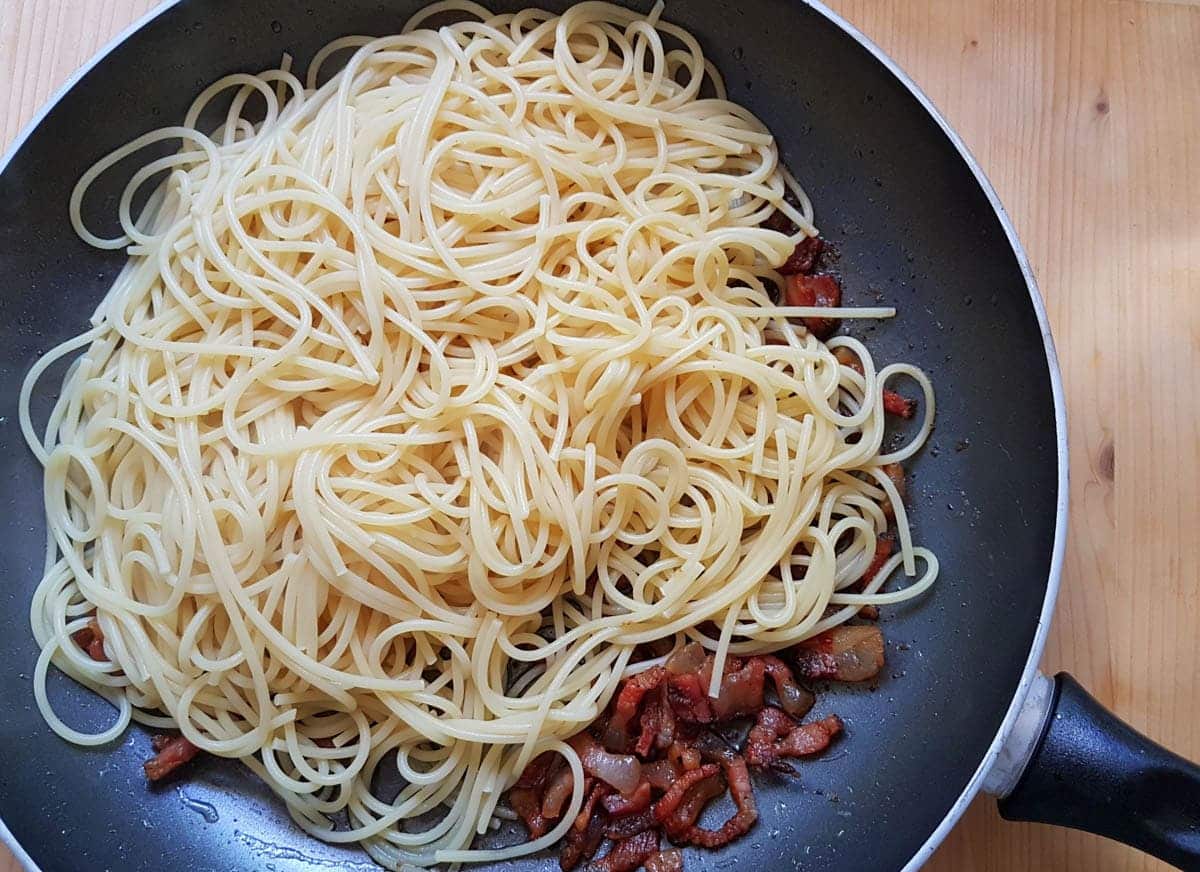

[1,1,1197,870]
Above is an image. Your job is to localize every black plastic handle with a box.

[998,672,1200,870]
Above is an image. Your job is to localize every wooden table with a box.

[2,1,1197,870]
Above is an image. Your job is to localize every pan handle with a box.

[989,671,1200,869]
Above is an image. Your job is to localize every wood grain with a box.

[1,1,1198,871]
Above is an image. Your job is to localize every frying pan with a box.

[0,1,1197,870]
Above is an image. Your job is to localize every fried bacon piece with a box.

[746,709,844,768]
[511,787,552,839]
[71,618,107,662]
[559,809,606,872]
[642,759,681,791]
[678,756,758,848]
[708,656,765,721]
[793,626,886,683]
[636,687,675,756]
[144,735,201,782]
[784,273,842,339]
[510,752,558,838]
[667,742,701,773]
[778,235,823,275]
[761,654,816,718]
[591,829,661,872]
[831,347,918,420]
[515,629,863,868]
[602,780,652,817]
[658,772,725,840]
[833,346,865,375]
[665,671,714,725]
[605,807,657,840]
[543,761,576,820]
[573,777,611,832]
[653,763,721,829]
[883,389,916,418]
[606,666,668,750]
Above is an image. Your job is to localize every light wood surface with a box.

[1,1,1198,870]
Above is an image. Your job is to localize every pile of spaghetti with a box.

[21,1,935,868]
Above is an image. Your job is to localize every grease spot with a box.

[233,831,380,870]
[177,787,218,824]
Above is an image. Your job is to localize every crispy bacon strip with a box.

[678,756,758,848]
[642,759,681,791]
[709,656,765,721]
[789,647,838,681]
[883,389,916,418]
[570,731,642,794]
[71,619,107,662]
[666,742,701,772]
[665,671,714,724]
[760,655,815,718]
[591,829,661,872]
[558,808,605,872]
[636,692,669,757]
[784,274,842,339]
[660,773,725,840]
[778,235,823,275]
[652,764,721,826]
[602,780,652,817]
[572,778,611,832]
[543,761,575,820]
[144,735,201,781]
[606,666,667,750]
[746,708,843,767]
[511,752,559,838]
[605,807,657,840]
[510,787,551,839]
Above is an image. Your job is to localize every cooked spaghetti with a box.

[20,1,936,868]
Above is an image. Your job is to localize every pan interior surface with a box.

[0,1,1060,870]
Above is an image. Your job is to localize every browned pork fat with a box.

[778,235,823,275]
[71,618,107,662]
[746,708,844,768]
[793,626,886,682]
[590,829,661,872]
[784,273,842,339]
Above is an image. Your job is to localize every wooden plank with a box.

[1,2,1198,872]
[832,0,1199,870]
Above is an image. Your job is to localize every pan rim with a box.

[0,1,1071,870]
